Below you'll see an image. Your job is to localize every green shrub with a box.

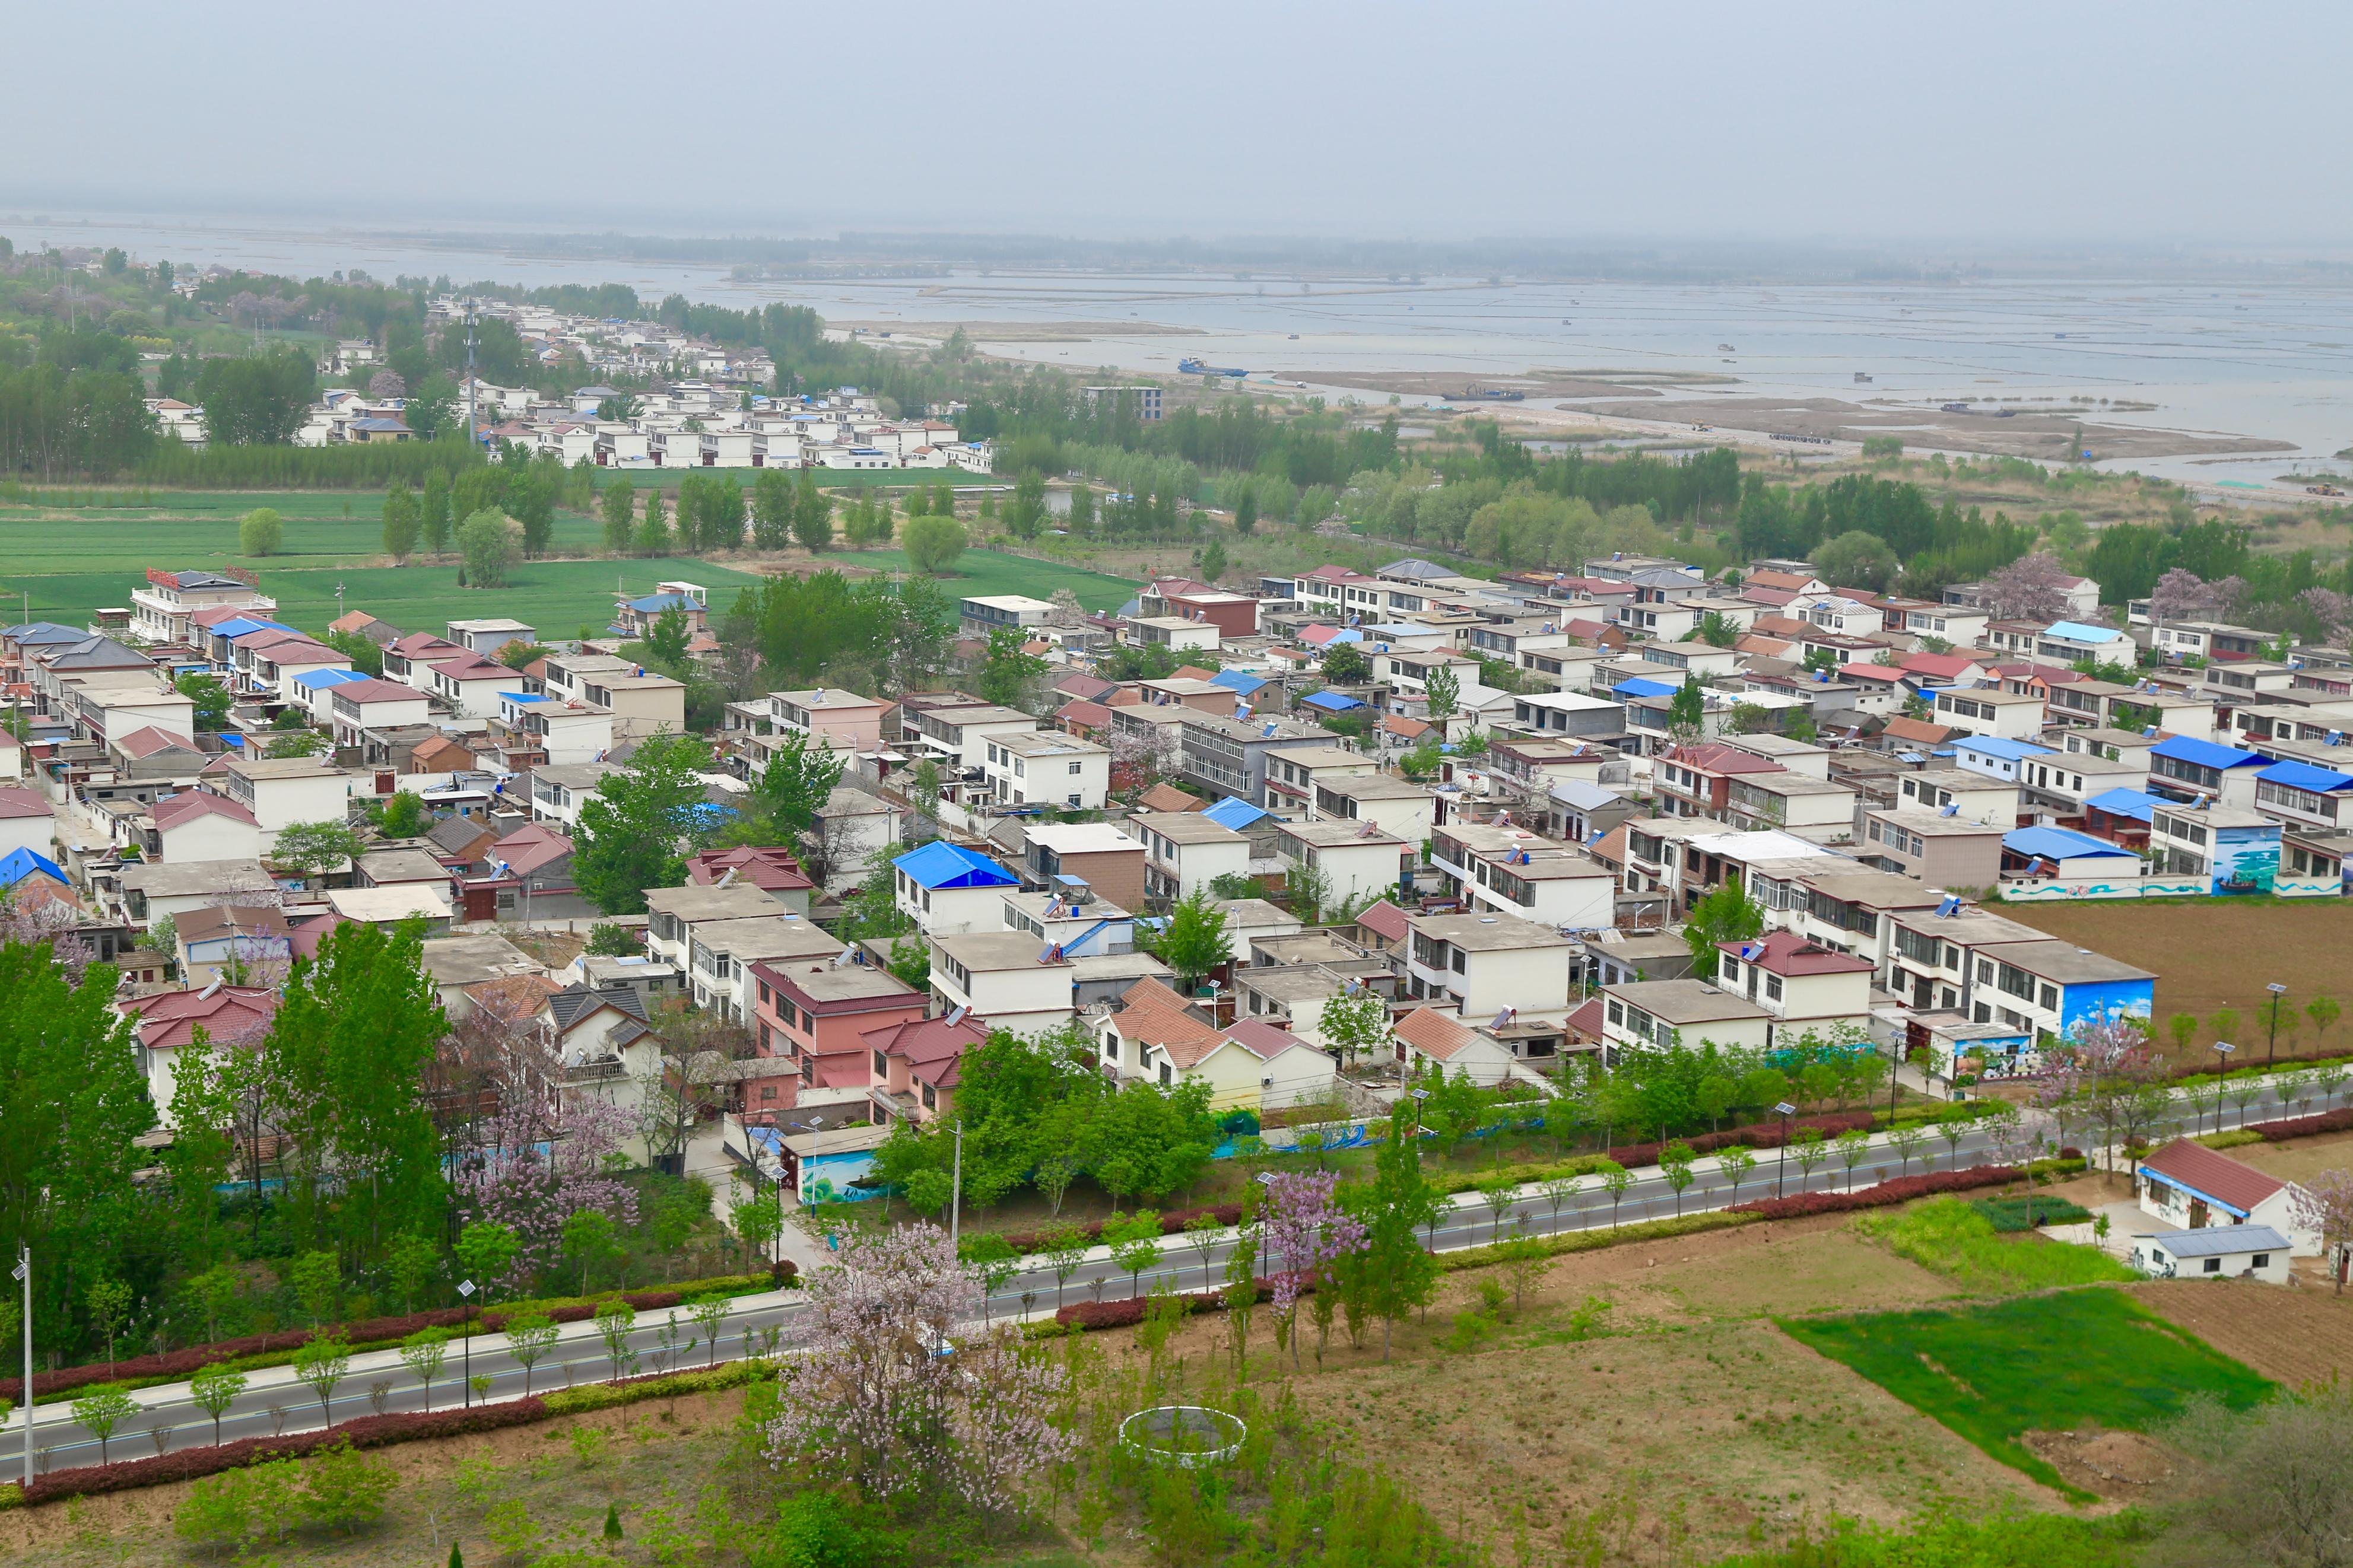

[1969,1195,2094,1233]
[173,1469,252,1551]
[300,1437,398,1535]
[748,1491,894,1568]
[2196,1128,2268,1150]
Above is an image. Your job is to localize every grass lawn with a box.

[1852,1198,2137,1294]
[0,491,770,640]
[813,547,1138,613]
[1780,1289,2272,1499]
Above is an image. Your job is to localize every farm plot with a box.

[2133,1277,2353,1388]
[1780,1289,2271,1499]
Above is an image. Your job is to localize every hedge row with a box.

[2243,1106,2353,1143]
[1727,1164,2024,1220]
[8,1398,552,1508]
[3,1356,789,1510]
[5,1271,782,1405]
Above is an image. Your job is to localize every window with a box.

[872,1049,888,1077]
[2253,1253,2271,1268]
[1720,958,1739,982]
[1606,999,1624,1026]
[2039,984,2058,1012]
[1765,974,1783,1001]
[2203,1258,2221,1274]
[1069,761,1083,774]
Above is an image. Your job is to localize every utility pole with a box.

[464,300,478,450]
[14,1245,30,1488]
[949,1120,964,1244]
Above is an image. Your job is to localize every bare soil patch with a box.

[2019,1427,2180,1500]
[2132,1278,2353,1387]
[2227,1128,2353,1186]
[1981,901,2353,1068]
[1578,395,2291,461]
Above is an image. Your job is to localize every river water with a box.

[17,212,2351,484]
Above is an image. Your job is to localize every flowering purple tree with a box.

[0,890,96,981]
[765,1222,1075,1512]
[367,368,407,399]
[1981,551,2075,626]
[2291,1171,2353,1296]
[2149,568,2211,627]
[1260,1171,1367,1372]
[455,1095,640,1289]
[2301,587,2351,645]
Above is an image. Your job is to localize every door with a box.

[2189,1198,2209,1229]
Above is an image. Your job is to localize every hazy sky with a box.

[11,2,2352,246]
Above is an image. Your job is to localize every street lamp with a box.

[456,1278,476,1408]
[2209,1043,2235,1136]
[2266,982,2289,1064]
[13,1245,29,1489]
[1773,1102,1798,1198]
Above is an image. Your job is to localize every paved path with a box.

[8,1070,2328,1478]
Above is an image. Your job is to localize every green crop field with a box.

[811,548,1137,613]
[1780,1289,2271,1499]
[0,491,1135,640]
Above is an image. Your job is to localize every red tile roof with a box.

[1057,698,1112,730]
[120,985,278,1049]
[1672,742,1785,776]
[330,678,428,704]
[2140,1139,2287,1216]
[153,790,258,830]
[115,725,199,760]
[1900,652,1978,680]
[1221,1017,1313,1062]
[0,787,52,819]
[685,845,812,893]
[1354,899,1410,943]
[1882,716,1958,745]
[1393,1006,1474,1060]
[1720,929,1873,976]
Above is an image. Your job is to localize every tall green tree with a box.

[792,472,833,552]
[751,468,793,550]
[420,467,452,553]
[195,350,315,445]
[601,477,636,554]
[382,481,421,563]
[977,626,1047,708]
[1684,880,1767,981]
[263,918,447,1258]
[176,673,233,731]
[0,942,153,1357]
[1151,888,1232,993]
[573,733,716,913]
[903,514,967,574]
[1338,1108,1444,1359]
[745,728,846,841]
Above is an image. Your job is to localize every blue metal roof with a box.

[1954,735,2054,761]
[2004,825,2134,861]
[1209,669,1268,695]
[1300,689,1368,712]
[0,847,68,888]
[2142,1223,2287,1258]
[2150,734,2265,771]
[1612,677,1678,698]
[1201,796,1269,831]
[212,617,292,641]
[2044,621,2125,643]
[2085,787,2162,822]
[893,839,1018,890]
[627,592,700,614]
[2257,758,2353,793]
[292,668,369,691]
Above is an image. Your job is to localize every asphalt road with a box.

[4,1073,2315,1478]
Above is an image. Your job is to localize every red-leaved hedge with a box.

[1726,1163,2023,1220]
[996,1201,1247,1258]
[21,1397,551,1505]
[3,1287,710,1405]
[2247,1106,2353,1143]
[1052,1276,1294,1331]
